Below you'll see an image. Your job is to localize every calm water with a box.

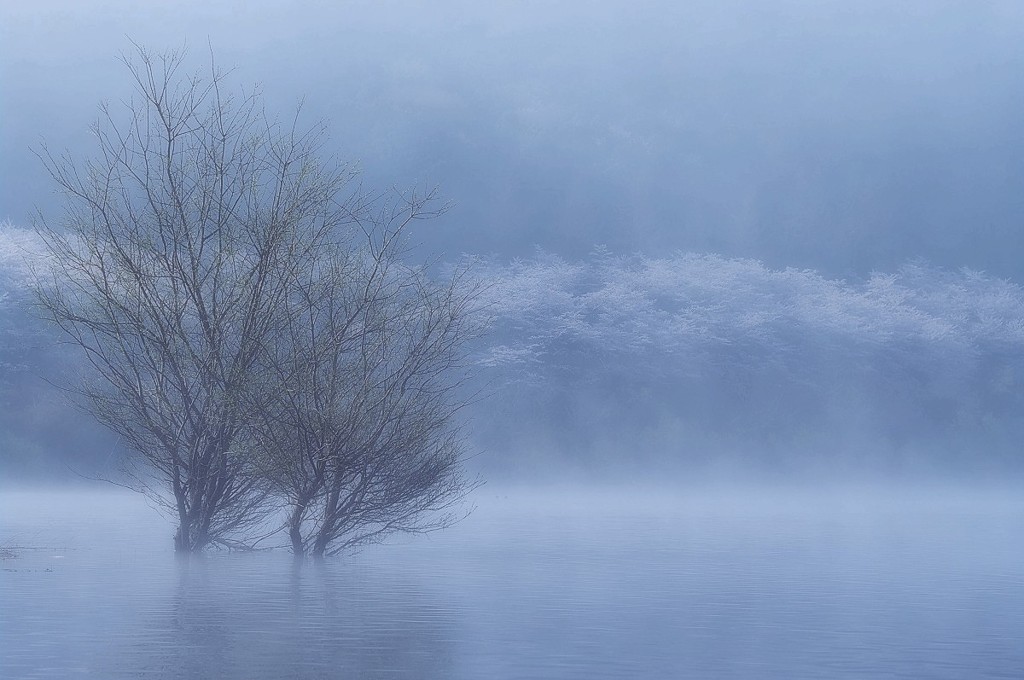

[1,486,1022,679]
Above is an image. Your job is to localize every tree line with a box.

[463,249,1024,476]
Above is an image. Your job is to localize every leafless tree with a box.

[33,45,359,552]
[248,196,482,558]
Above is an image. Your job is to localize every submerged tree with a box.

[248,202,481,558]
[34,45,478,553]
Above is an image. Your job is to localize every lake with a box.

[1,485,1022,679]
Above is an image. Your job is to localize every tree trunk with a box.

[311,525,332,559]
[174,526,188,553]
[173,511,209,553]
[288,501,307,555]
[175,502,192,552]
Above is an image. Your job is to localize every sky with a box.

[5,0,1024,278]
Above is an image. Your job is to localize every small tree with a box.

[34,45,358,551]
[249,198,482,557]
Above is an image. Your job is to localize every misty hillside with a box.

[4,221,1022,481]
[462,250,1024,478]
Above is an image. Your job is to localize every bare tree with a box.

[34,45,358,552]
[247,193,482,558]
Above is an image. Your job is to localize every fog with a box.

[3,2,1024,677]
[1,3,1021,479]
[6,1,1024,276]
[467,251,1024,480]
[4,486,1023,678]
[5,221,1024,482]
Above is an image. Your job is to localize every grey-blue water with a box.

[1,486,1022,679]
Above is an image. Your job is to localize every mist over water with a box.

[3,487,1023,679]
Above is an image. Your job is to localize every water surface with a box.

[2,486,1022,678]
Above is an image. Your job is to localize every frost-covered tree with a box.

[468,249,1024,469]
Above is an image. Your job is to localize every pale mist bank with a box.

[4,219,1024,483]
[2,485,1022,679]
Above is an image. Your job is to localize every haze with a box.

[2,3,1024,677]
[6,1,1024,276]
[3,0,1024,482]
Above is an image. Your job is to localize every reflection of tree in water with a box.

[102,553,457,679]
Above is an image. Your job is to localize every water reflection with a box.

[92,553,459,679]
[2,488,1023,679]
